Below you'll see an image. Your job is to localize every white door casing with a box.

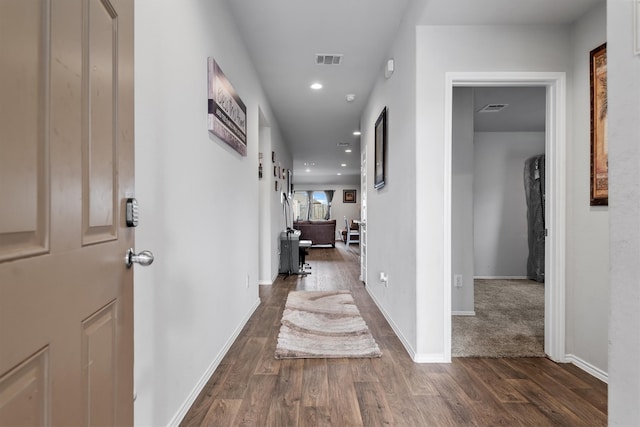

[443,72,567,362]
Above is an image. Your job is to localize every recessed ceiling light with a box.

[305,168,311,173]
[353,131,361,136]
[337,173,342,176]
[345,149,352,153]
[310,82,323,90]
[341,163,347,167]
[303,162,316,166]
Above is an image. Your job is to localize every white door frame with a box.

[443,72,567,362]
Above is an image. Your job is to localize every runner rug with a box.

[274,290,382,359]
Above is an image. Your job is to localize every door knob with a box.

[125,248,154,268]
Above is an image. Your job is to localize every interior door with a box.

[0,0,135,425]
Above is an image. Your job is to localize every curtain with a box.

[306,190,314,220]
[324,190,334,220]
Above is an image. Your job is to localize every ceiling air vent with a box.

[478,103,509,113]
[315,54,343,65]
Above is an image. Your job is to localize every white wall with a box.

[608,1,640,424]
[566,1,609,375]
[451,88,475,313]
[360,0,420,358]
[414,24,573,360]
[294,184,361,240]
[473,132,545,278]
[134,1,289,425]
[258,120,293,285]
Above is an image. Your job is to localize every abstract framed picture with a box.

[374,107,387,189]
[207,58,247,156]
[343,189,356,203]
[590,43,608,206]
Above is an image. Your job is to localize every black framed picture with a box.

[343,189,356,203]
[374,107,387,189]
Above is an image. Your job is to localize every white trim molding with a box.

[565,354,608,383]
[452,311,476,316]
[444,72,567,363]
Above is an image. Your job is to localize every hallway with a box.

[180,245,606,426]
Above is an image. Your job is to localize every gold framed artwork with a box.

[590,43,607,206]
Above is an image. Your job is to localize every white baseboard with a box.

[565,354,608,384]
[452,311,476,316]
[413,353,448,363]
[474,276,529,280]
[365,287,447,363]
[168,297,261,427]
[365,287,417,359]
[259,279,273,285]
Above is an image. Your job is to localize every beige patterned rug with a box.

[274,290,382,359]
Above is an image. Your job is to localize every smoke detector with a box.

[345,94,356,102]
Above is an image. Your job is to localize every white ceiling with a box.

[226,0,602,185]
[472,86,546,133]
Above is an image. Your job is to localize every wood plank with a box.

[301,359,329,408]
[354,381,394,426]
[326,360,364,426]
[507,378,592,426]
[232,375,278,426]
[267,359,303,426]
[505,358,607,425]
[200,399,241,427]
[217,337,267,399]
[457,358,528,403]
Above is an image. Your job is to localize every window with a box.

[293,191,329,220]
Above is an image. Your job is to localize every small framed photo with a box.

[343,189,356,203]
[275,180,279,191]
[274,166,278,177]
[272,151,276,163]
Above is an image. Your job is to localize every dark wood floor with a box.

[181,244,607,426]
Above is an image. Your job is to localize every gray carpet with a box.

[452,279,545,358]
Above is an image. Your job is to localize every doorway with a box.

[451,86,547,357]
[444,72,567,362]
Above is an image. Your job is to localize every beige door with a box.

[0,0,135,425]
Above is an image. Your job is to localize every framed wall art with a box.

[590,43,608,206]
[343,189,356,203]
[207,58,247,156]
[374,107,387,189]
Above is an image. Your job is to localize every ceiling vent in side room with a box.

[315,54,343,65]
[478,103,509,113]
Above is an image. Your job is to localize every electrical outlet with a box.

[454,274,463,288]
[379,272,389,287]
